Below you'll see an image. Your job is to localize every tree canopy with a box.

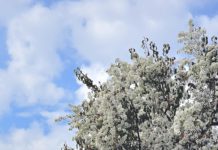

[61,20,218,149]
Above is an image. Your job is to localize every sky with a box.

[0,0,218,149]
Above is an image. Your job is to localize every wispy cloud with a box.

[0,117,74,150]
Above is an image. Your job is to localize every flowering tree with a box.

[62,20,218,149]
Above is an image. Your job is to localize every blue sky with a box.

[0,0,218,149]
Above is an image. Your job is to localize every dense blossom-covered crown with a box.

[61,20,218,149]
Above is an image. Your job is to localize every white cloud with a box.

[0,117,75,150]
[75,63,109,102]
[197,15,218,36]
[0,0,33,26]
[61,0,192,63]
[0,4,70,115]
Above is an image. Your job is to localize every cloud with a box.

[196,15,218,36]
[0,0,33,26]
[62,0,192,64]
[0,0,194,115]
[0,4,70,115]
[0,115,75,150]
[75,63,109,102]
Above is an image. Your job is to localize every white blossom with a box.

[62,20,218,149]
